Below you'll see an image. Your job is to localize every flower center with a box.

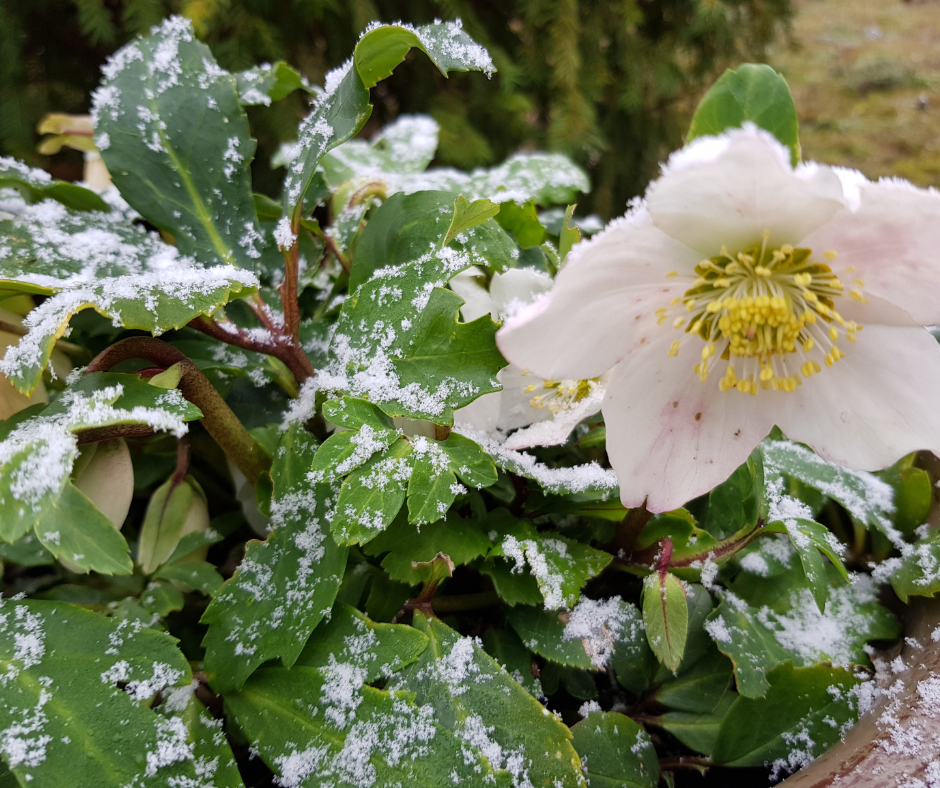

[656,231,865,395]
[525,376,598,413]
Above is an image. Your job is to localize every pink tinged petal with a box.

[497,210,697,381]
[802,177,940,326]
[490,268,552,320]
[602,334,778,512]
[775,325,940,471]
[647,125,845,256]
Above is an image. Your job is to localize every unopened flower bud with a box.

[138,475,210,574]
[72,439,134,530]
[0,306,47,420]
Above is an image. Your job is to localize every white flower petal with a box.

[490,268,552,320]
[802,177,940,326]
[602,334,777,512]
[497,210,696,381]
[648,125,845,256]
[453,391,501,435]
[775,325,940,470]
[449,266,494,322]
[496,365,553,432]
[503,379,604,450]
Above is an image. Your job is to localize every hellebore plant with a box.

[499,124,940,511]
[0,18,939,788]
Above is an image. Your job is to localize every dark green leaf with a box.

[201,425,348,691]
[571,711,659,788]
[711,663,860,767]
[506,605,594,670]
[139,579,185,617]
[654,646,732,713]
[93,17,267,269]
[398,613,586,787]
[294,603,429,679]
[642,572,688,673]
[687,64,800,165]
[236,61,312,105]
[154,560,224,596]
[481,628,542,696]
[765,517,849,611]
[890,530,940,602]
[495,199,546,248]
[443,196,500,245]
[0,158,109,212]
[656,694,737,757]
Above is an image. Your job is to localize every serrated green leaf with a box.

[309,425,399,482]
[363,511,492,584]
[656,693,737,757]
[481,556,544,606]
[495,199,546,248]
[224,664,495,787]
[481,628,542,696]
[879,456,932,536]
[139,579,185,617]
[441,431,497,489]
[890,530,940,602]
[488,521,612,609]
[642,572,688,673]
[34,482,132,574]
[443,196,500,246]
[201,425,347,692]
[407,451,459,526]
[236,61,312,105]
[93,17,266,270]
[294,603,429,679]
[711,663,860,766]
[0,533,54,567]
[571,711,659,788]
[558,204,580,264]
[158,693,245,788]
[653,646,732,714]
[0,205,258,393]
[282,21,493,223]
[321,396,395,430]
[761,439,896,537]
[330,438,414,545]
[703,450,763,538]
[329,267,507,422]
[706,580,898,698]
[765,517,849,611]
[154,560,224,596]
[398,613,586,787]
[687,63,800,165]
[0,599,215,787]
[0,157,109,212]
[0,373,199,568]
[506,605,594,670]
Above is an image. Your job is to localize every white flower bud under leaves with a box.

[0,306,47,420]
[71,439,134,530]
[138,474,210,575]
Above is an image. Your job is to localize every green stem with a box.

[86,337,271,484]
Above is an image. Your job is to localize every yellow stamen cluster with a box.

[526,375,598,413]
[662,232,864,395]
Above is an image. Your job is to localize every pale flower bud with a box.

[138,475,210,574]
[72,439,134,530]
[0,306,47,421]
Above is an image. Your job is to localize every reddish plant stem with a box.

[188,315,314,385]
[247,292,282,336]
[86,337,271,483]
[322,232,350,274]
[279,240,302,344]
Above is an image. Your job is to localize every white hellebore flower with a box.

[451,267,608,448]
[497,123,940,512]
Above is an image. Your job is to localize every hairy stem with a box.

[188,315,314,385]
[86,337,271,483]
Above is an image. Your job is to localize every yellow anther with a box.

[853,278,865,288]
[686,300,697,311]
[666,271,678,278]
[673,317,686,329]
[781,244,793,255]
[706,301,723,313]
[763,229,771,239]
[760,366,774,382]
[657,314,667,325]
[824,250,838,260]
[803,337,815,352]
[524,384,536,392]
[668,340,681,357]
[755,266,772,277]
[829,326,839,342]
[670,297,681,306]
[849,290,868,303]
[824,352,834,367]
[714,278,731,288]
